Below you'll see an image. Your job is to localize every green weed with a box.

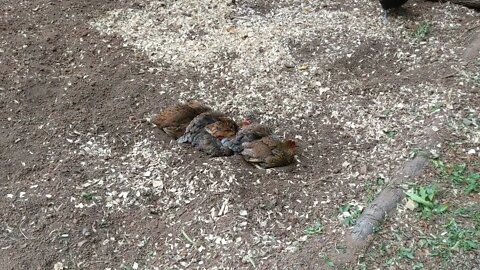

[472,73,480,85]
[81,191,94,200]
[338,203,363,226]
[304,223,323,235]
[405,184,448,219]
[383,130,397,139]
[398,247,415,260]
[462,114,478,128]
[444,219,478,252]
[322,255,334,268]
[364,177,385,203]
[454,207,480,229]
[413,262,425,270]
[420,219,479,259]
[432,160,479,194]
[414,21,431,41]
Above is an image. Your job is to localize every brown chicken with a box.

[241,136,297,169]
[178,111,239,157]
[152,100,211,139]
[221,119,273,154]
[204,118,239,140]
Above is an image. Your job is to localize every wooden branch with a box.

[348,116,445,247]
[351,154,429,243]
[427,0,480,9]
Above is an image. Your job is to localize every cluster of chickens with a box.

[152,101,297,169]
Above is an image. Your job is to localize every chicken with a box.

[190,131,235,157]
[379,0,408,10]
[241,136,297,169]
[152,100,211,139]
[178,111,234,143]
[204,118,239,140]
[379,0,408,22]
[221,119,273,154]
[178,111,239,157]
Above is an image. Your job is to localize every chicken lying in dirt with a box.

[152,100,211,139]
[178,111,238,157]
[221,119,273,154]
[241,136,297,169]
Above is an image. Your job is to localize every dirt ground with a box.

[0,0,479,269]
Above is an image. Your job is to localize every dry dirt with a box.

[0,0,479,269]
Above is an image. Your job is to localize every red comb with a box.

[286,140,296,147]
[241,118,252,127]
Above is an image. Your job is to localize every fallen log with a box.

[348,116,444,247]
[350,153,429,243]
[427,0,480,9]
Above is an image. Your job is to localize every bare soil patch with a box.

[0,0,478,269]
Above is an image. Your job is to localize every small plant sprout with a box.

[383,129,397,139]
[338,202,364,226]
[398,247,415,260]
[414,21,432,41]
[304,223,323,235]
[322,255,334,268]
[81,191,94,201]
[181,229,196,246]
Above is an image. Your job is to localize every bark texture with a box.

[351,154,429,243]
[348,116,445,247]
[428,0,480,9]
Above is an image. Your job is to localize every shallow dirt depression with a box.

[0,0,479,269]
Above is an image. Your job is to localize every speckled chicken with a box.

[152,100,211,139]
[221,119,273,154]
[241,136,297,169]
[178,111,235,143]
[178,111,239,157]
[189,131,235,157]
